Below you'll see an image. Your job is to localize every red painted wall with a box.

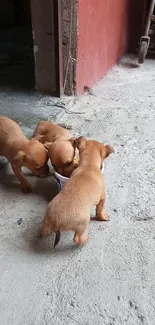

[76,0,130,93]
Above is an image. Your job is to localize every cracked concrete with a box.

[0,55,155,325]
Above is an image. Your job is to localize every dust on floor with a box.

[0,55,155,325]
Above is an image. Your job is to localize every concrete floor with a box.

[0,56,155,325]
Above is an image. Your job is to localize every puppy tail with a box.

[54,231,61,248]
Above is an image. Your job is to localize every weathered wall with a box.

[61,0,148,95]
[62,0,77,95]
[76,0,130,94]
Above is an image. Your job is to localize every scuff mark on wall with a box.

[33,45,38,53]
[32,28,35,41]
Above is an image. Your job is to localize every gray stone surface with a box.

[0,55,155,325]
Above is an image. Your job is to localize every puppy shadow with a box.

[0,176,22,191]
[32,175,59,202]
[0,159,8,171]
[0,164,59,202]
[28,227,80,256]
[0,163,21,192]
[90,216,98,222]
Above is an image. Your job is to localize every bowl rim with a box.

[53,163,104,181]
[54,170,69,181]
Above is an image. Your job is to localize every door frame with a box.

[30,0,63,97]
[53,0,63,97]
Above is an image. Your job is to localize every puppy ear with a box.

[43,141,52,150]
[104,145,114,158]
[75,136,86,151]
[12,151,25,166]
[68,137,76,148]
[30,135,45,142]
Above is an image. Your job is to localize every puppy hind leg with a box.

[96,197,109,221]
[40,219,52,238]
[73,224,88,245]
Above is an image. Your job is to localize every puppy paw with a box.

[80,236,88,245]
[96,212,109,221]
[73,233,88,245]
[21,184,32,193]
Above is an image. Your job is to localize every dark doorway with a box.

[0,0,35,90]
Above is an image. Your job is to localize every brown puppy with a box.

[31,120,72,143]
[0,116,49,193]
[40,136,114,246]
[32,120,77,177]
[46,139,79,177]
